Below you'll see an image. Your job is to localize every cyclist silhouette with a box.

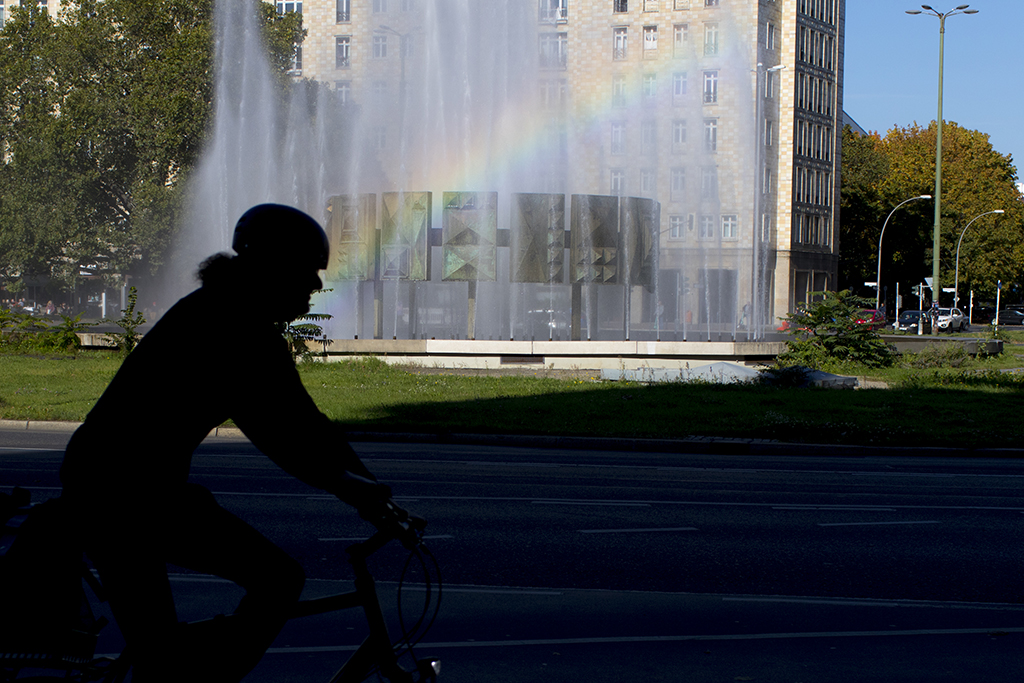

[59,204,383,682]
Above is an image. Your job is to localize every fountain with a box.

[171,0,783,369]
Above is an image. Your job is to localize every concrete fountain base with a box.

[321,338,786,372]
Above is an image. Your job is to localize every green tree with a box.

[0,0,303,293]
[776,290,897,369]
[840,121,1024,307]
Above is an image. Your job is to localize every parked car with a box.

[855,309,886,330]
[935,307,966,332]
[894,310,925,332]
[992,308,1024,326]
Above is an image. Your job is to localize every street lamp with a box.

[875,194,932,313]
[954,209,1003,310]
[905,5,978,313]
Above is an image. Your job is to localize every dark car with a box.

[893,310,925,332]
[992,309,1024,326]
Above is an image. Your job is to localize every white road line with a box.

[817,520,940,527]
[773,506,895,511]
[532,500,650,507]
[318,534,453,542]
[262,627,1024,654]
[579,527,698,534]
[723,596,1024,611]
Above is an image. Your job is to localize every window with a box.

[766,22,776,50]
[640,169,656,195]
[705,0,719,5]
[335,36,351,69]
[669,215,686,239]
[293,45,303,72]
[721,215,737,239]
[763,119,773,147]
[277,1,302,13]
[699,214,715,239]
[672,72,687,101]
[762,167,772,194]
[701,167,717,199]
[702,70,718,103]
[642,73,657,103]
[612,74,627,106]
[610,169,626,195]
[373,35,387,59]
[614,0,628,11]
[403,0,414,9]
[372,80,388,102]
[337,0,350,21]
[643,25,658,53]
[673,24,688,56]
[540,79,568,108]
[672,120,686,150]
[764,70,775,98]
[670,167,685,200]
[335,80,352,104]
[540,32,568,68]
[703,119,717,152]
[761,214,771,243]
[703,23,718,55]
[674,0,690,8]
[613,27,628,60]
[540,0,568,22]
[641,121,656,154]
[610,122,626,154]
[643,0,659,10]
[373,0,387,12]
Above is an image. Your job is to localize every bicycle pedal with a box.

[415,657,441,681]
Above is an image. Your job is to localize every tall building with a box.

[283,0,845,329]
[0,0,57,26]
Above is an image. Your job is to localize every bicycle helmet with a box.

[232,204,330,270]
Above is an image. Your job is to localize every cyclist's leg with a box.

[162,483,305,681]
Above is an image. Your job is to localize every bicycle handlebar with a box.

[338,472,427,552]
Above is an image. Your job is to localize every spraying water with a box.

[170,0,766,341]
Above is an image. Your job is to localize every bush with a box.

[775,290,897,369]
[901,343,970,369]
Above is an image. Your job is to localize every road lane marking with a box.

[579,527,698,534]
[532,501,650,507]
[817,520,940,527]
[774,506,895,511]
[318,534,453,542]
[259,627,1024,654]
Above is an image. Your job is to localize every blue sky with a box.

[843,1,1022,178]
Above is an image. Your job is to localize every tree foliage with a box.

[840,121,1024,306]
[0,0,303,292]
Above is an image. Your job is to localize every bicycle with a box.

[1,487,442,683]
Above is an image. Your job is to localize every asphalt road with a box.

[4,429,1024,681]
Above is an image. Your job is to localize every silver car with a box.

[935,307,966,332]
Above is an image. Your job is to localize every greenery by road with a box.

[3,337,1024,450]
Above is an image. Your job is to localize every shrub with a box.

[775,290,897,369]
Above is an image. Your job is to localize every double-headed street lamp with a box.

[905,5,978,313]
[954,209,1004,310]
[876,194,932,313]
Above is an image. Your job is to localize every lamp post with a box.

[954,209,1004,310]
[875,194,931,313]
[905,5,978,311]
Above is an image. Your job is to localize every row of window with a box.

[610,69,719,107]
[798,0,837,26]
[609,119,718,155]
[332,0,414,23]
[611,22,726,60]
[795,120,833,162]
[794,166,833,208]
[615,0,720,11]
[0,0,48,26]
[796,73,833,116]
[794,213,831,248]
[609,167,719,201]
[797,25,835,70]
[668,214,738,241]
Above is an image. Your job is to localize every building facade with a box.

[287,0,844,329]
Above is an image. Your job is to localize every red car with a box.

[855,309,886,330]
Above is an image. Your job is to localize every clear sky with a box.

[843,1,1023,178]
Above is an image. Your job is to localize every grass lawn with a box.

[2,338,1024,449]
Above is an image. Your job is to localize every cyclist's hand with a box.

[337,472,426,548]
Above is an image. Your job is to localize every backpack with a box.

[0,489,106,668]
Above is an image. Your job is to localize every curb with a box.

[3,419,1023,460]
